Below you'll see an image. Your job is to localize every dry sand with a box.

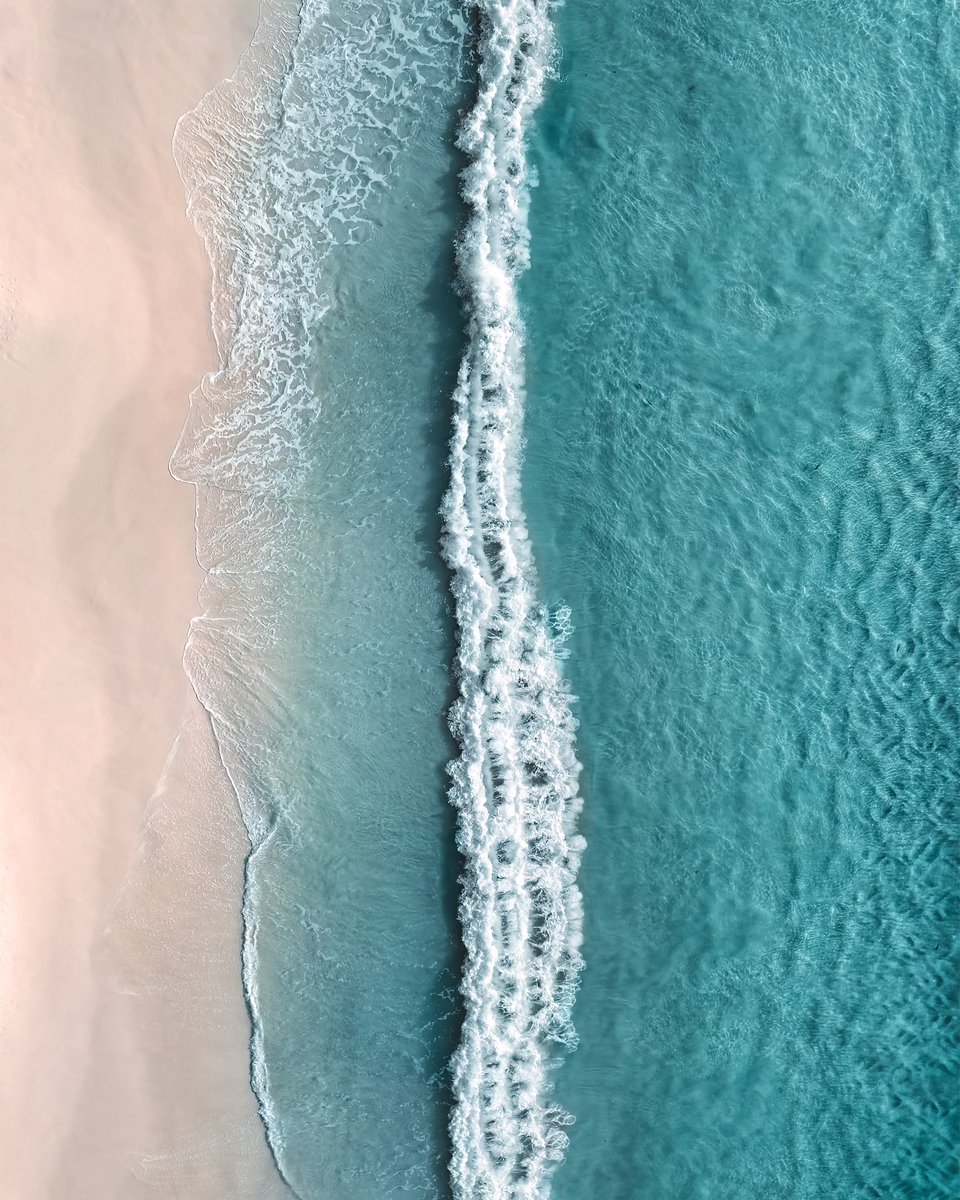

[0,0,289,1195]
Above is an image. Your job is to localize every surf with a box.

[440,2,586,1197]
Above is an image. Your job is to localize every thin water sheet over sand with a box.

[0,0,287,1195]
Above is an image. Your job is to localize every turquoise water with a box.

[177,0,958,1197]
[523,1,959,1196]
[175,4,468,1194]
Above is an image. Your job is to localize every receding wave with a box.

[172,0,464,1189]
[440,2,586,1197]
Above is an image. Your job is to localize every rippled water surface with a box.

[522,2,959,1197]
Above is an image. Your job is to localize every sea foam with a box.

[441,3,586,1197]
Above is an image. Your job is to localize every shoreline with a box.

[0,0,289,1195]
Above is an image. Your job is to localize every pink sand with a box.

[0,0,289,1195]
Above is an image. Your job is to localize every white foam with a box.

[440,3,585,1197]
[172,0,465,503]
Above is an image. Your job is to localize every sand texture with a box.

[0,0,289,1195]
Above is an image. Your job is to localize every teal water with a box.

[176,0,959,1197]
[175,4,468,1195]
[522,1,960,1196]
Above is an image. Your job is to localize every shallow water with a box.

[176,3,468,1194]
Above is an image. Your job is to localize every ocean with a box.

[176,1,958,1197]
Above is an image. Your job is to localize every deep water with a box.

[521,1,960,1197]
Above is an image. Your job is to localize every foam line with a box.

[440,4,586,1197]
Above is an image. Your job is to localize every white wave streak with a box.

[441,3,585,1198]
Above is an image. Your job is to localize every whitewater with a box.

[170,0,583,1195]
[441,2,585,1197]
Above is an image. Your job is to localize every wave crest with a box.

[441,3,585,1197]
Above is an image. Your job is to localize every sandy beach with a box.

[0,0,288,1195]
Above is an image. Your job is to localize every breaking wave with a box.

[440,3,586,1197]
